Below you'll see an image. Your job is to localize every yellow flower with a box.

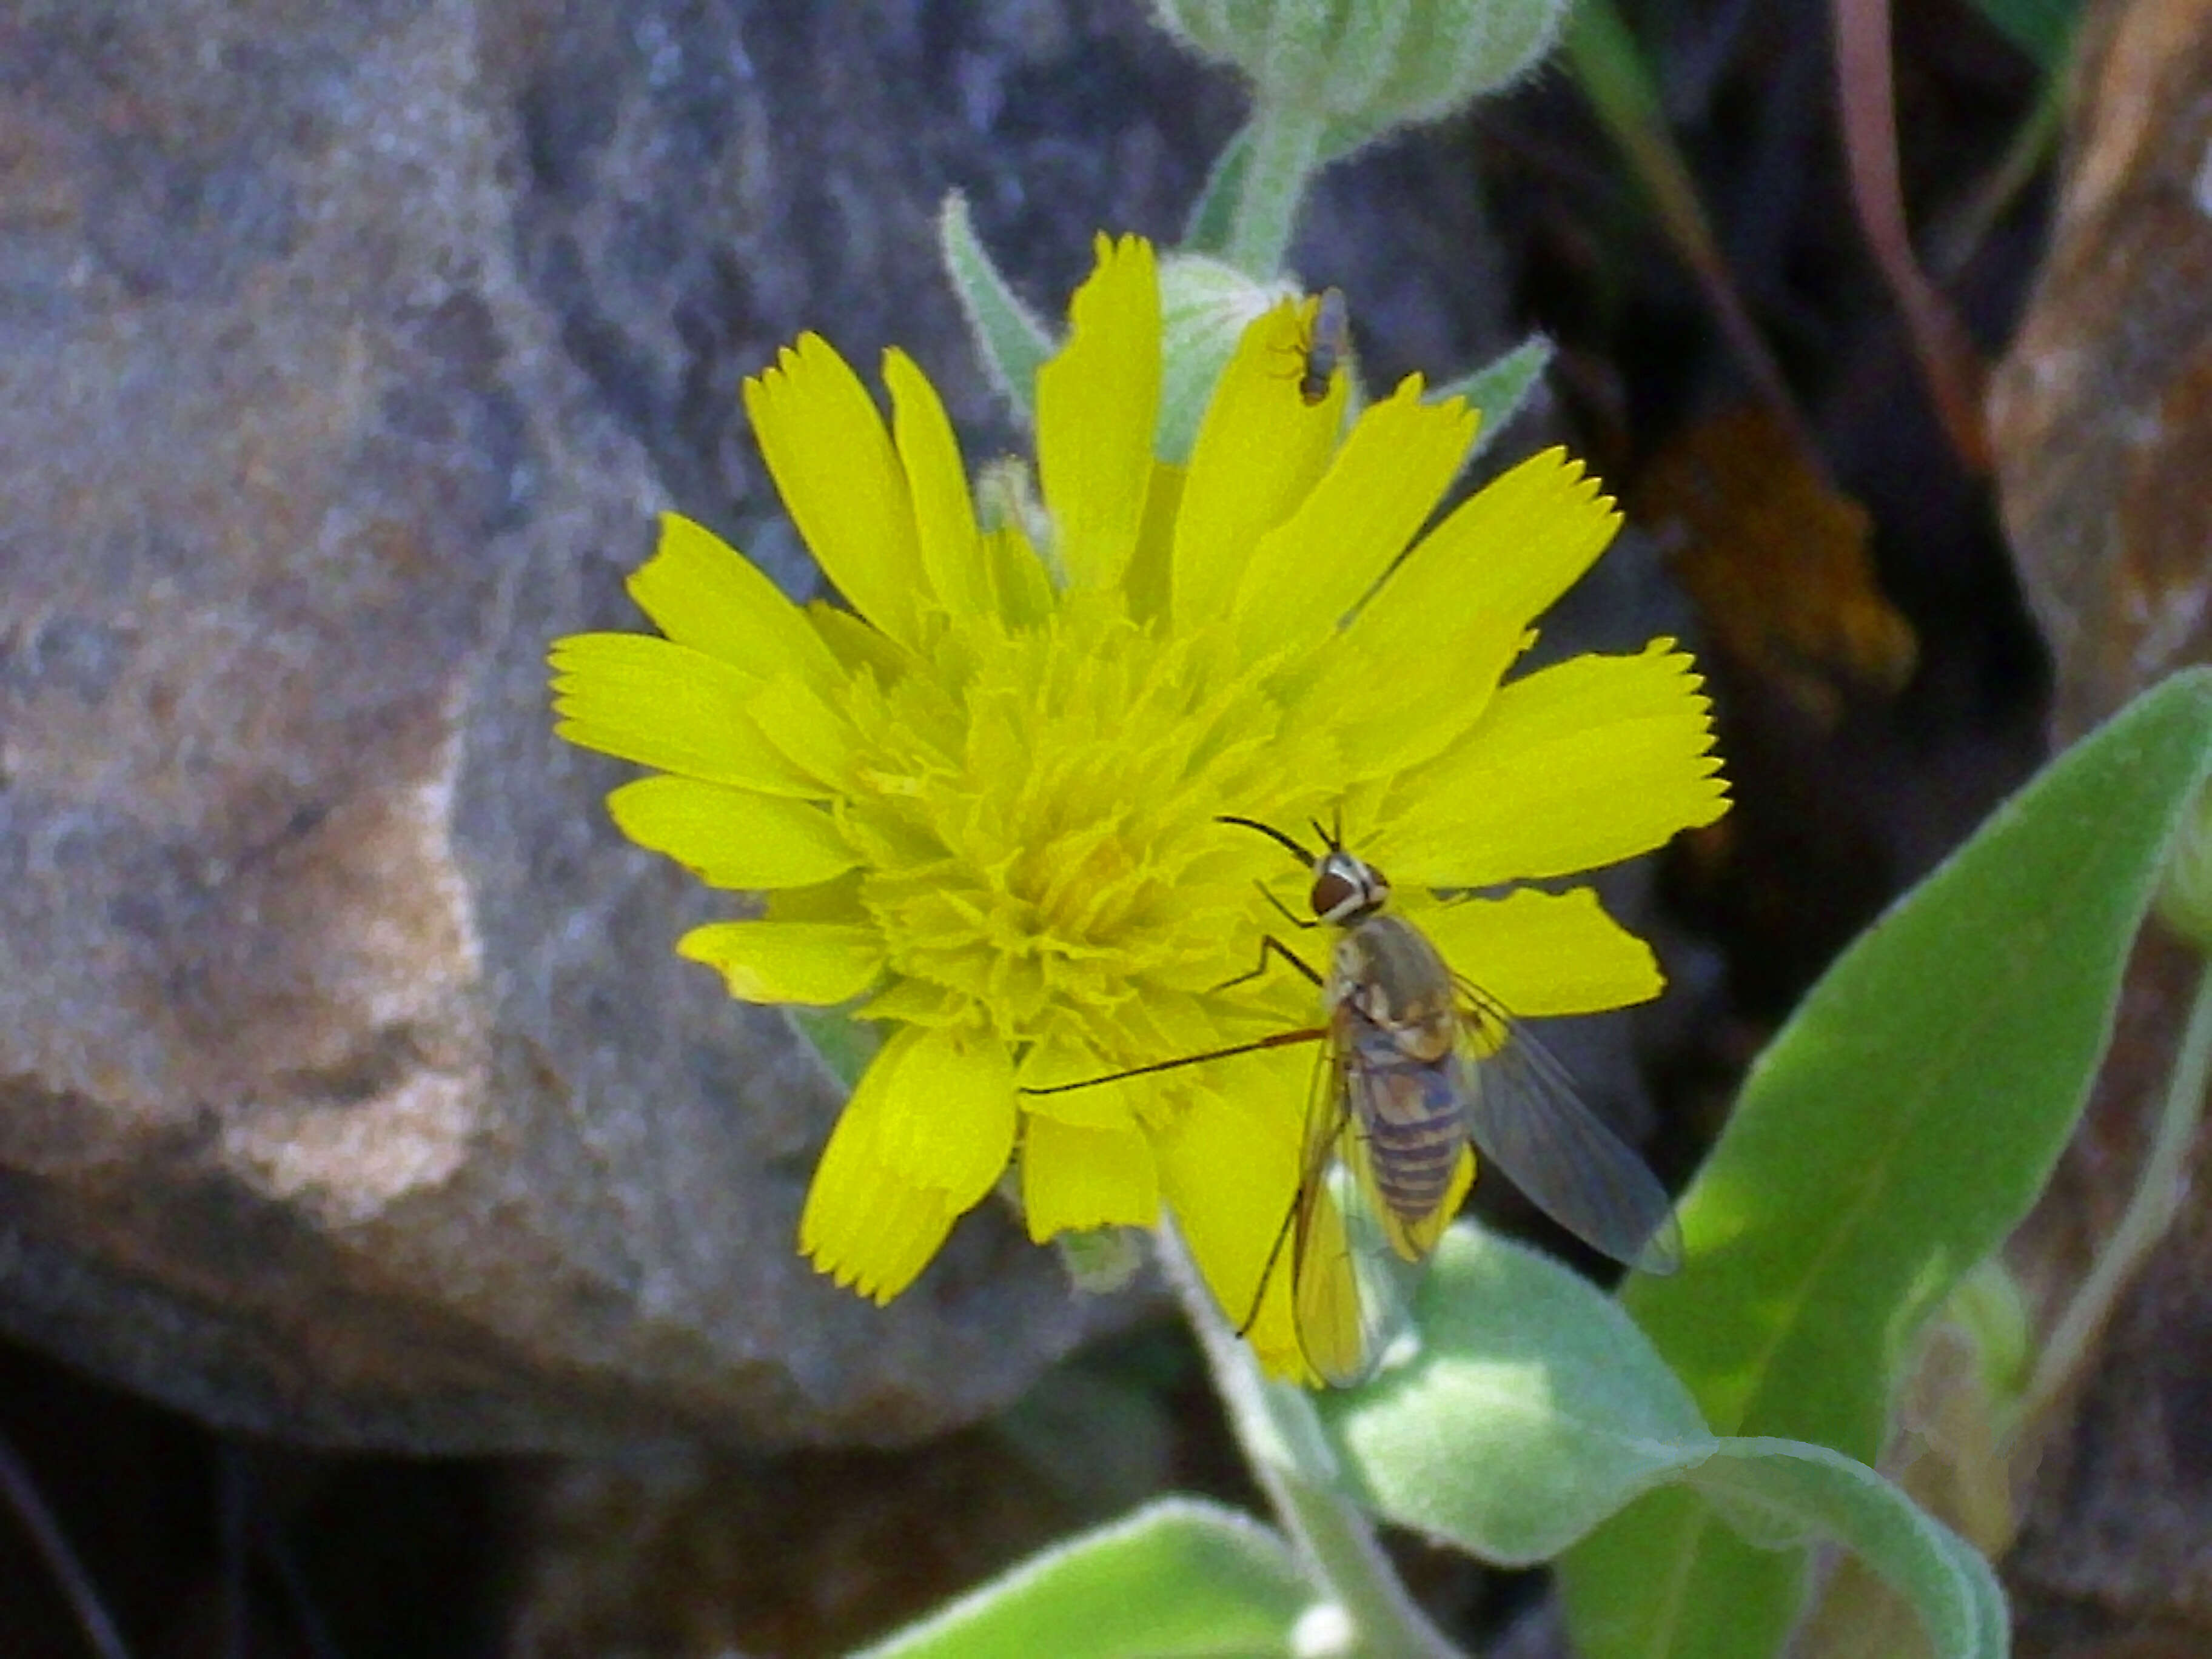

[549,234,1728,1381]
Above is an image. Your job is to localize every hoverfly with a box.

[1028,815,1681,1385]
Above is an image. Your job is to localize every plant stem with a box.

[0,1426,133,1659]
[2025,956,2212,1423]
[1156,1221,1463,1658]
[1222,99,1326,277]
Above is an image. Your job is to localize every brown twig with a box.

[1832,0,1993,473]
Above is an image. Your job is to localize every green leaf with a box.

[1182,127,1252,256]
[1310,1228,2002,1656]
[790,1008,882,1091]
[939,191,1055,430]
[1552,1443,2005,1659]
[848,1497,1310,1659]
[1318,1224,1712,1565]
[1686,1440,2006,1659]
[1963,0,2080,70]
[1560,669,2212,1658]
[1426,335,1552,463]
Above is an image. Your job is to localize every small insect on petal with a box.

[1298,289,1352,406]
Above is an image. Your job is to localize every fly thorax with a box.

[1324,937,1364,1013]
[1339,918,1458,1062]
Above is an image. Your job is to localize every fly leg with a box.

[1018,1022,1327,1096]
[1213,930,1324,995]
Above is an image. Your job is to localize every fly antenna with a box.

[1216,815,1316,866]
[1309,808,1348,855]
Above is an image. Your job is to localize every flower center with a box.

[846,601,1298,1044]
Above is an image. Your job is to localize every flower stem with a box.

[2024,954,2212,1423]
[1157,1221,1463,1658]
[1222,99,1327,277]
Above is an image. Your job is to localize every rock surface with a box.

[0,1,1535,1450]
[1989,0,2212,745]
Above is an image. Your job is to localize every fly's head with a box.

[1310,848,1388,925]
[1215,813,1392,928]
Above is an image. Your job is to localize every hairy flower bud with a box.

[1151,0,1574,149]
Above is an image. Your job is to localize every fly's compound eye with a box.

[1310,867,1360,920]
[1311,851,1387,922]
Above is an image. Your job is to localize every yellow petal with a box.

[799,1045,891,1256]
[1022,1114,1161,1238]
[743,333,923,645]
[1382,642,1730,887]
[862,976,973,1027]
[1016,1026,1141,1131]
[1406,887,1663,1016]
[800,1032,964,1303]
[626,514,841,688]
[1036,234,1161,593]
[762,873,868,924]
[1230,377,1478,656]
[677,919,885,1004]
[1282,598,1526,786]
[808,1141,957,1305]
[606,777,857,888]
[885,347,990,618]
[1171,298,1342,629]
[985,523,1054,628]
[748,672,863,794]
[549,633,821,796]
[1155,1047,1313,1372]
[1122,461,1185,625]
[857,1187,960,1302]
[808,600,916,682]
[870,1024,1019,1213]
[1298,448,1621,783]
[1245,1287,1313,1382]
[1378,447,1621,646]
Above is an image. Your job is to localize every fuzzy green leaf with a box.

[848,1497,1309,1659]
[1685,1440,2006,1659]
[1318,1224,1711,1565]
[1312,1228,2003,1657]
[1182,128,1253,256]
[1427,335,1552,463]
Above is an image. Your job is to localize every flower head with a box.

[550,235,1728,1381]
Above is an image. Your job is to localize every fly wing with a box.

[1292,1021,1432,1386]
[1453,988,1683,1276]
[1287,1031,1370,1387]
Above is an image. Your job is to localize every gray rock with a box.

[0,0,1553,1450]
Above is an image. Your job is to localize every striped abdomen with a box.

[1343,1035,1464,1223]
[1332,916,1466,1227]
